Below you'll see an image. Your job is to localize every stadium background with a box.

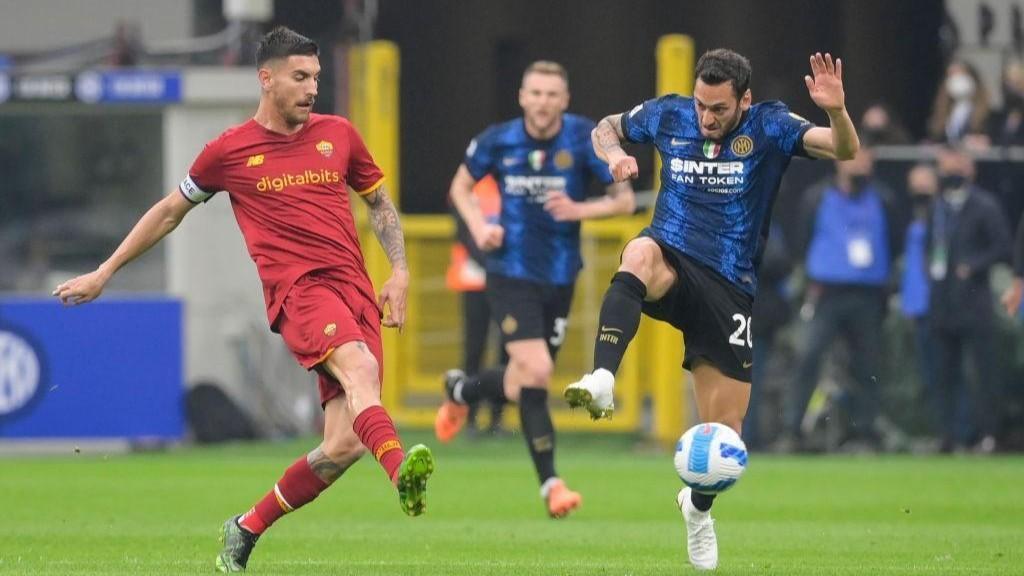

[4,0,1021,445]
[1,2,1023,574]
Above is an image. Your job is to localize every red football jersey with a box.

[180,113,384,328]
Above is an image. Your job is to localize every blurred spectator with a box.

[109,21,142,67]
[927,146,1011,453]
[900,163,940,439]
[1000,213,1024,316]
[747,222,794,450]
[445,175,507,436]
[988,57,1024,147]
[860,103,911,145]
[782,147,897,451]
[927,60,992,146]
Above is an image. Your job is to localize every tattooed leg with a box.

[307,444,363,484]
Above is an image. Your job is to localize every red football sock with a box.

[353,405,405,483]
[238,456,328,535]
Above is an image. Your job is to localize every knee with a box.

[619,243,655,278]
[723,417,744,437]
[511,354,553,388]
[326,348,380,397]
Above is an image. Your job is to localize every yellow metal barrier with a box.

[346,37,696,444]
[644,34,696,446]
[360,214,650,433]
[347,41,401,204]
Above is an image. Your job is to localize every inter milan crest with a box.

[702,140,722,159]
[554,149,574,170]
[528,150,546,171]
[731,135,754,158]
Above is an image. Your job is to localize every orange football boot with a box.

[546,479,582,519]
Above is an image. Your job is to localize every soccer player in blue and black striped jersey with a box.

[565,50,859,569]
[434,61,635,518]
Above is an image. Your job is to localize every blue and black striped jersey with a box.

[623,95,813,295]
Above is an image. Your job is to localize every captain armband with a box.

[179,175,215,204]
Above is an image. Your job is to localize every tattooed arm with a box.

[363,184,407,270]
[591,114,639,182]
[361,184,409,329]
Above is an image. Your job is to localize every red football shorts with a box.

[276,270,383,406]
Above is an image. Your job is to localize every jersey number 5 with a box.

[729,314,752,348]
[549,317,568,347]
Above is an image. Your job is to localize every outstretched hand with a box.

[804,52,845,114]
[52,269,109,306]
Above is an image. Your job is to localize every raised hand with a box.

[804,52,845,113]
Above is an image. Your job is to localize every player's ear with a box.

[740,89,752,111]
[258,66,273,91]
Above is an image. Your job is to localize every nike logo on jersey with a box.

[502,156,522,167]
[670,138,692,147]
[742,361,753,369]
[600,325,623,334]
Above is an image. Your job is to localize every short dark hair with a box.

[695,49,751,99]
[256,26,319,68]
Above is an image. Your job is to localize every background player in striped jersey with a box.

[566,49,859,569]
[434,61,635,518]
[52,27,434,573]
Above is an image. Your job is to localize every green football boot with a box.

[215,516,259,573]
[396,444,434,516]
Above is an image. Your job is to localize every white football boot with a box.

[677,487,718,570]
[563,368,615,420]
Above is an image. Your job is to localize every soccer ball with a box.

[674,422,748,494]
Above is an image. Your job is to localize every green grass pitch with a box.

[1,431,1021,575]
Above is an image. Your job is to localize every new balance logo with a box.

[246,154,265,167]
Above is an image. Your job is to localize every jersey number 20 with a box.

[729,314,752,348]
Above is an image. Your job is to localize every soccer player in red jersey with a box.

[52,27,434,573]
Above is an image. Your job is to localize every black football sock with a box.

[690,490,716,512]
[454,367,506,405]
[519,387,557,484]
[593,271,646,373]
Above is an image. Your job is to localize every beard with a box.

[701,109,743,142]
[276,93,311,127]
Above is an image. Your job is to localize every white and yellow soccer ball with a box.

[674,422,748,494]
